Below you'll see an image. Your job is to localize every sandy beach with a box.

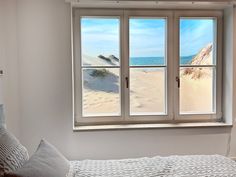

[83,69,165,116]
[180,68,213,114]
[82,44,214,116]
[82,69,213,116]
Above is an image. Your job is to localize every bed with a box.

[1,105,236,177]
[68,155,236,177]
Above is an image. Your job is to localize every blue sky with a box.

[129,18,165,57]
[81,18,214,58]
[81,18,120,57]
[180,19,214,56]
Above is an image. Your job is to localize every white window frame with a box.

[73,9,124,125]
[72,9,223,127]
[173,10,223,122]
[123,10,173,123]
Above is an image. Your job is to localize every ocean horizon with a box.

[130,55,195,66]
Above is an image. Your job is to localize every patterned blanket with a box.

[68,155,236,177]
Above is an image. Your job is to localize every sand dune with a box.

[83,70,213,116]
[82,43,214,116]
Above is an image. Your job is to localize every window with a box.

[174,11,222,121]
[81,17,121,117]
[73,9,223,127]
[129,18,167,115]
[179,18,216,114]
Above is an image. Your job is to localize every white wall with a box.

[0,0,20,137]
[1,0,236,160]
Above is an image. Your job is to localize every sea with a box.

[130,55,195,66]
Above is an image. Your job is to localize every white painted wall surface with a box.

[0,0,20,138]
[1,0,236,160]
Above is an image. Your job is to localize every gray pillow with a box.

[6,139,70,177]
[0,127,29,177]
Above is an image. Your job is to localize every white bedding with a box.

[68,155,236,177]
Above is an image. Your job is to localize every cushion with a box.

[6,139,70,177]
[0,127,29,177]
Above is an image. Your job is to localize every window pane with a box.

[81,18,120,66]
[130,68,166,115]
[82,68,120,117]
[180,18,215,65]
[129,18,166,66]
[180,67,215,114]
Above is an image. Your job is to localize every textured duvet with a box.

[67,155,236,177]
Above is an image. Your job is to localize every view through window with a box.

[129,18,166,115]
[179,18,216,114]
[81,18,121,117]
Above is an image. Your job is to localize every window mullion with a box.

[123,10,130,121]
[172,11,179,120]
[168,11,176,121]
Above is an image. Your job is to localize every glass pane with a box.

[180,67,215,114]
[130,68,166,115]
[129,18,166,66]
[180,18,215,65]
[81,18,120,66]
[82,68,120,117]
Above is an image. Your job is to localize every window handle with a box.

[176,76,180,88]
[125,77,129,88]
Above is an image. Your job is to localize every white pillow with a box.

[6,139,70,177]
[0,127,29,177]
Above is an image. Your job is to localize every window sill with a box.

[73,122,232,131]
